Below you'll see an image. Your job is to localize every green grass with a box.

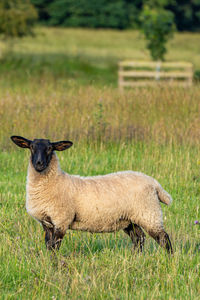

[0,143,200,299]
[0,27,200,299]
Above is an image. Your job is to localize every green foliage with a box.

[0,0,37,38]
[31,0,51,23]
[30,0,200,31]
[168,0,200,31]
[31,0,141,29]
[140,5,175,60]
[47,0,126,29]
[194,69,200,82]
[144,0,175,8]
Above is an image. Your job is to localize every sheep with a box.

[10,135,173,254]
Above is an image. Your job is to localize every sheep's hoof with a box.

[132,245,143,254]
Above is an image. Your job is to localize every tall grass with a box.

[1,84,200,150]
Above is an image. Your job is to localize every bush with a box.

[0,0,37,38]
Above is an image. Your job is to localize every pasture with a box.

[0,28,200,299]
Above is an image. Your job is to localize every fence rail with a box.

[118,61,193,91]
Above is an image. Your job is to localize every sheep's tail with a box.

[155,183,173,205]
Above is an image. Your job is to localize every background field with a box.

[0,28,200,299]
[1,27,200,90]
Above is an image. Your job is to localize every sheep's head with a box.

[10,136,73,173]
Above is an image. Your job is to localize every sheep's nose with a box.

[36,160,43,167]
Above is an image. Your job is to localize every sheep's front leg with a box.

[42,219,64,251]
[123,223,146,252]
[52,228,65,251]
[42,219,54,250]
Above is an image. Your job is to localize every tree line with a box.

[31,0,200,31]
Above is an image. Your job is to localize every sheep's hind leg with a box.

[149,230,173,254]
[123,223,146,252]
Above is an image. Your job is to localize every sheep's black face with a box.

[30,139,53,172]
[10,136,73,173]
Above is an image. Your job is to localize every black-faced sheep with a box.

[11,136,173,254]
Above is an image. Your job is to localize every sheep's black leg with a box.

[123,223,146,252]
[149,230,173,254]
[42,220,54,250]
[42,217,64,251]
[52,228,65,251]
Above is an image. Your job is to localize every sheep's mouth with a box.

[35,165,47,172]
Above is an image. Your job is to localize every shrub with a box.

[0,0,37,38]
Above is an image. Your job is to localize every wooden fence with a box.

[118,61,193,91]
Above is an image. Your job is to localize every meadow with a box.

[0,28,200,299]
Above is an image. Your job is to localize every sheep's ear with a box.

[10,136,31,149]
[52,141,73,151]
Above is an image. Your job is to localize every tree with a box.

[0,0,37,39]
[31,0,141,29]
[140,1,175,61]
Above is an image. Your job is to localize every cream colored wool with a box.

[26,153,172,237]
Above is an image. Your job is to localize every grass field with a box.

[1,27,200,89]
[0,28,200,299]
